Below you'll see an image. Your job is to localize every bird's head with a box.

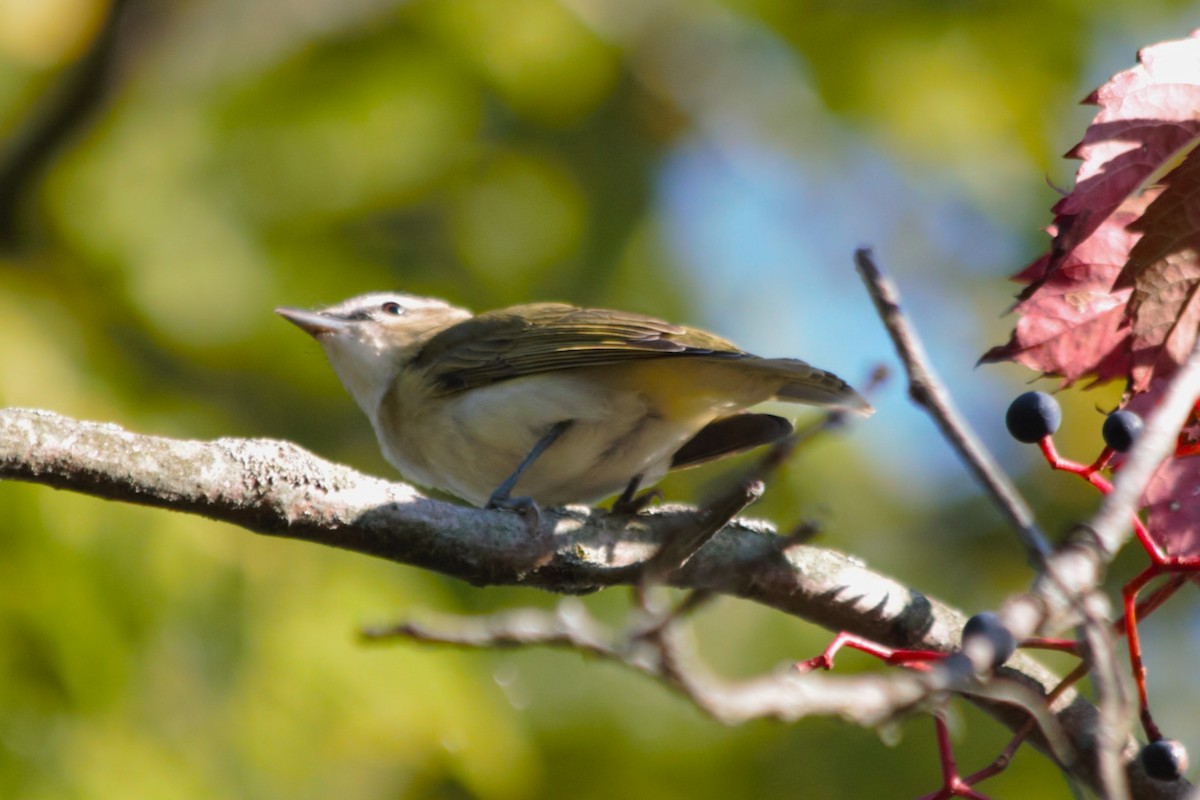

[276,292,471,413]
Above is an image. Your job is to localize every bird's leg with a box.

[487,420,574,528]
[612,474,643,512]
[611,474,662,515]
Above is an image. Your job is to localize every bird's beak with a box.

[275,307,350,337]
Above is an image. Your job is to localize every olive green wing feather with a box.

[414,303,746,394]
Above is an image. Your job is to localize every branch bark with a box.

[0,407,1188,798]
[0,410,965,634]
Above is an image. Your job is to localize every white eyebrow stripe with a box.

[320,293,454,316]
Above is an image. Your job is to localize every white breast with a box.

[374,368,710,506]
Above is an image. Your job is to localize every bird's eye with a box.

[381,301,404,316]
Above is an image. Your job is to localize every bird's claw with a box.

[611,488,663,515]
[486,493,543,534]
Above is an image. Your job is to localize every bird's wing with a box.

[414,303,746,394]
[670,413,794,469]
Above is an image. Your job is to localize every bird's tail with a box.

[756,358,873,415]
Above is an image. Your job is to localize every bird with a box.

[276,292,871,513]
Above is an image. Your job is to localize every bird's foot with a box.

[486,492,544,534]
[485,493,557,571]
[611,474,662,515]
[611,488,663,515]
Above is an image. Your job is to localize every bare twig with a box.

[630,589,715,640]
[678,365,885,559]
[362,599,928,728]
[854,248,1052,564]
[1078,594,1136,800]
[640,478,763,584]
[363,600,1180,797]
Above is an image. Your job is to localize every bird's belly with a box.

[515,408,692,506]
[383,369,716,507]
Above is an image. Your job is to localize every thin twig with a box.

[642,372,883,587]
[362,599,933,728]
[640,479,763,583]
[854,248,1052,564]
[1078,594,1134,800]
[630,590,715,641]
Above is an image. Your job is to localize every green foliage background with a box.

[2,1,1198,797]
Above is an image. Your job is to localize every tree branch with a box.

[0,409,956,632]
[857,246,1128,791]
[0,407,1186,798]
[362,599,936,729]
[854,248,1051,564]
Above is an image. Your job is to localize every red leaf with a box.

[979,203,1142,384]
[1120,147,1200,391]
[1141,456,1200,556]
[1125,387,1200,555]
[986,30,1200,391]
[1047,31,1200,275]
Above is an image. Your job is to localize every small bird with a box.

[277,293,870,512]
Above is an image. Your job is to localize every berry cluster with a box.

[1006,391,1189,784]
[1005,390,1142,453]
[793,391,1193,796]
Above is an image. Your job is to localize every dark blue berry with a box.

[1102,409,1144,453]
[1141,739,1188,781]
[962,612,1016,670]
[1006,392,1062,444]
